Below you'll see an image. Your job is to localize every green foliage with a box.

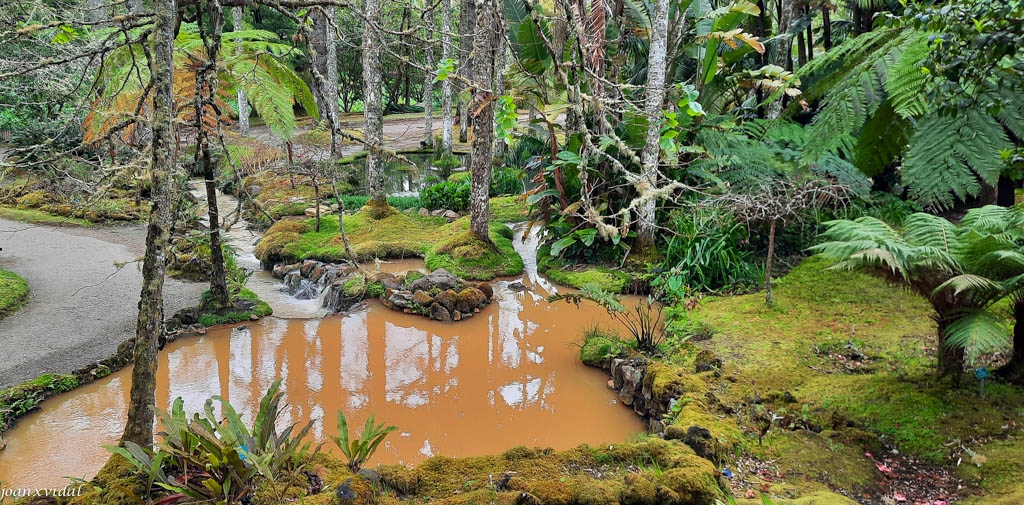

[107,378,318,504]
[654,209,762,294]
[330,411,398,472]
[0,268,29,316]
[334,195,421,210]
[491,166,527,196]
[422,180,470,211]
[549,286,665,352]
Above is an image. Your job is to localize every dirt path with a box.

[0,219,204,389]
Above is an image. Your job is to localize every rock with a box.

[330,203,339,211]
[452,310,462,321]
[248,185,261,196]
[430,209,446,217]
[382,275,404,291]
[454,287,487,313]
[783,391,797,403]
[412,290,433,306]
[272,263,296,279]
[310,264,327,283]
[404,207,417,214]
[284,272,303,292]
[387,291,414,309]
[474,282,494,299]
[357,469,380,486]
[434,289,457,312]
[443,210,459,221]
[429,302,452,322]
[304,205,331,217]
[683,426,721,465]
[419,207,430,216]
[299,260,318,277]
[508,281,529,292]
[336,478,357,503]
[409,268,460,292]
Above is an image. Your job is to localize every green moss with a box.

[579,333,626,366]
[544,266,632,294]
[488,196,529,223]
[0,373,79,432]
[447,171,471,184]
[197,288,272,327]
[424,224,524,280]
[0,269,29,318]
[0,205,93,227]
[342,275,366,296]
[958,438,1024,505]
[67,455,145,505]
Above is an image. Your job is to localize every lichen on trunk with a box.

[362,0,386,204]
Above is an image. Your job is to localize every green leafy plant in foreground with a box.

[331,410,399,472]
[107,378,317,504]
[549,284,665,352]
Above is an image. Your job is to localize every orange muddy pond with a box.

[0,285,645,489]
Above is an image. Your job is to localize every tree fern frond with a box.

[944,311,1010,360]
[853,101,911,176]
[258,54,319,122]
[885,31,931,119]
[902,110,1011,209]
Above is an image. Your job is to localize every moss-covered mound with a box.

[256,205,524,281]
[0,374,78,433]
[0,268,29,318]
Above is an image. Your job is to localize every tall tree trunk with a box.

[363,0,386,203]
[121,0,175,449]
[796,31,807,67]
[821,5,831,50]
[457,0,476,143]
[492,21,508,160]
[468,0,496,244]
[440,0,455,153]
[997,300,1024,384]
[805,11,813,62]
[936,316,965,388]
[774,0,796,72]
[325,6,341,155]
[635,0,670,251]
[997,174,1016,207]
[87,0,107,23]
[764,218,776,307]
[310,12,329,128]
[423,1,436,147]
[195,0,231,309]
[232,7,249,135]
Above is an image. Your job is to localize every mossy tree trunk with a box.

[232,6,249,135]
[456,0,475,144]
[440,0,454,153]
[363,0,386,204]
[635,0,670,252]
[422,1,435,148]
[122,0,175,449]
[324,6,341,156]
[468,0,496,245]
[195,0,231,309]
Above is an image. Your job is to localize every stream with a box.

[0,188,645,489]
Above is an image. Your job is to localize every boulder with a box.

[409,268,460,292]
[434,289,458,312]
[310,264,327,283]
[387,291,415,309]
[419,207,430,216]
[412,290,433,306]
[452,310,462,321]
[694,350,722,373]
[304,205,331,217]
[474,282,494,299]
[683,426,722,465]
[443,210,460,221]
[429,302,452,322]
[430,209,446,217]
[454,287,487,313]
[272,263,297,279]
[299,260,319,277]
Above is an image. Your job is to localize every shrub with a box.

[421,180,470,211]
[655,208,762,294]
[490,166,527,196]
[330,411,398,472]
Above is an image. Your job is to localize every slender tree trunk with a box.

[194,1,231,309]
[232,7,249,135]
[805,15,813,62]
[310,12,329,127]
[440,0,454,153]
[363,0,386,204]
[331,176,353,258]
[325,6,341,155]
[423,1,436,147]
[635,0,670,251]
[796,31,807,67]
[121,0,175,449]
[457,0,476,144]
[764,218,776,307]
[468,0,496,244]
[775,0,796,72]
[936,317,965,387]
[996,300,1024,384]
[87,0,107,23]
[492,22,508,160]
[822,5,831,50]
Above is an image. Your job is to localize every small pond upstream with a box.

[0,191,645,489]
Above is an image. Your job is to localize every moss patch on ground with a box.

[0,205,93,227]
[669,255,1024,501]
[0,373,78,433]
[544,265,633,293]
[257,204,524,280]
[487,196,531,223]
[196,288,273,327]
[0,268,29,318]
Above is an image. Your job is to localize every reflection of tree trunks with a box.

[469,0,496,245]
[440,0,454,153]
[636,0,670,251]
[121,0,174,449]
[363,0,386,203]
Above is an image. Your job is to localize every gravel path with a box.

[0,219,204,389]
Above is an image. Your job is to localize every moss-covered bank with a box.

[0,268,29,319]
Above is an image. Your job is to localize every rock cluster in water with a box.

[271,260,493,320]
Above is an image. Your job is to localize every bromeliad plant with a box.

[330,411,399,472]
[548,284,665,353]
[107,378,318,504]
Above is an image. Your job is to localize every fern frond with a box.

[885,31,931,119]
[902,109,1011,209]
[944,311,1010,360]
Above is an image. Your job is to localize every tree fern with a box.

[885,31,930,119]
[852,101,911,177]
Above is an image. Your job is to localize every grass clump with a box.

[0,268,29,318]
[0,205,93,227]
[579,327,626,366]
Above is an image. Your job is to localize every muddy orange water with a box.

[0,285,645,489]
